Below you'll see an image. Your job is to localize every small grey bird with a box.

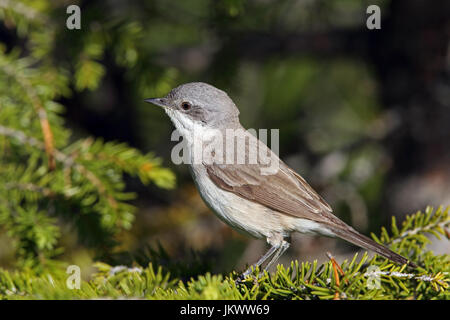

[145,82,416,278]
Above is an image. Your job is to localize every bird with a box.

[145,82,416,279]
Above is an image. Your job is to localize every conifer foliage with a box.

[0,207,448,299]
[0,2,175,267]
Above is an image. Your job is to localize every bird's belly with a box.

[189,165,287,239]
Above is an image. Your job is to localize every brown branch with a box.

[5,182,54,197]
[0,125,117,208]
[1,64,56,170]
[326,251,348,300]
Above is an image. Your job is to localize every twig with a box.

[326,252,347,300]
[0,125,117,207]
[1,63,56,170]
[5,182,54,197]
[389,220,450,245]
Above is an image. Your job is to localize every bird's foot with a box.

[235,266,261,286]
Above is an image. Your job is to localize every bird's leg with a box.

[238,243,280,282]
[264,240,290,272]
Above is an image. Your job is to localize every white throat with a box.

[165,108,209,144]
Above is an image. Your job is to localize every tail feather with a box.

[330,226,417,268]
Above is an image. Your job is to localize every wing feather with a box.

[206,159,342,226]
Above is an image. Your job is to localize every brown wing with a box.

[204,131,417,266]
[206,158,346,227]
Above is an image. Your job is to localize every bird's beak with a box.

[144,98,169,108]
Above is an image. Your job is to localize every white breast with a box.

[189,163,288,239]
[168,112,332,240]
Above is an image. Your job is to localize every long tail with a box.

[330,226,417,268]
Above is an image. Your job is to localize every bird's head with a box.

[145,82,240,134]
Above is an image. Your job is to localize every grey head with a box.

[145,82,240,129]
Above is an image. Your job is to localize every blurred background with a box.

[0,0,448,275]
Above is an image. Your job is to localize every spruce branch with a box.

[371,206,450,251]
[4,182,54,197]
[0,59,56,169]
[389,206,450,244]
[0,125,116,206]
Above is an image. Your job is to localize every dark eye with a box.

[181,102,191,111]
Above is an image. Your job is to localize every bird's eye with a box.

[181,102,191,111]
